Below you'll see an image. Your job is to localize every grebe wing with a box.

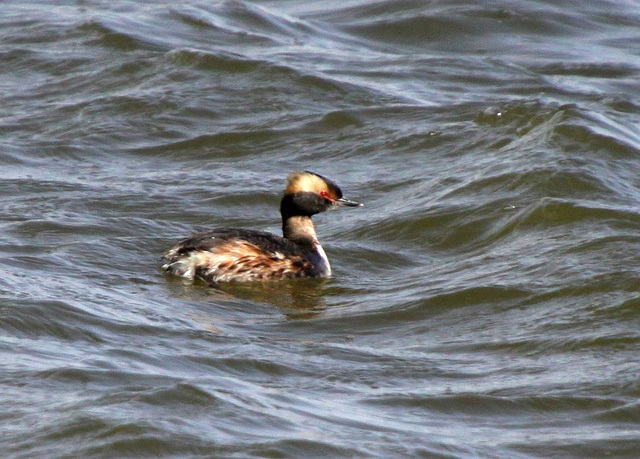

[167,228,297,256]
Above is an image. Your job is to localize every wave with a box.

[336,1,592,47]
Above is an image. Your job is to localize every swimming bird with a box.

[161,171,362,285]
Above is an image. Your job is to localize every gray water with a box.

[2,0,640,457]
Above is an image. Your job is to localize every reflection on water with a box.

[165,273,330,321]
[221,279,329,316]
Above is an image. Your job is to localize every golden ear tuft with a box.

[285,171,328,195]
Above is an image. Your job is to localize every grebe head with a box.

[280,171,362,217]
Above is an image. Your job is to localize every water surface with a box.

[2,0,640,456]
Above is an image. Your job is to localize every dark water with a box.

[3,0,640,456]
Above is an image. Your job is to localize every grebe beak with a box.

[335,197,363,207]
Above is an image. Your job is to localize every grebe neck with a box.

[282,215,331,276]
[282,215,318,246]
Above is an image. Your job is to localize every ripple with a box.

[532,62,640,79]
[363,393,622,416]
[0,299,105,342]
[555,118,640,159]
[167,48,265,73]
[337,2,589,51]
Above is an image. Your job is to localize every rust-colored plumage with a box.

[165,236,316,283]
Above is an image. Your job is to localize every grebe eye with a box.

[320,190,333,201]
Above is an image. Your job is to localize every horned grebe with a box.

[161,171,362,285]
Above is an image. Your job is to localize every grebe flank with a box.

[161,171,362,285]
